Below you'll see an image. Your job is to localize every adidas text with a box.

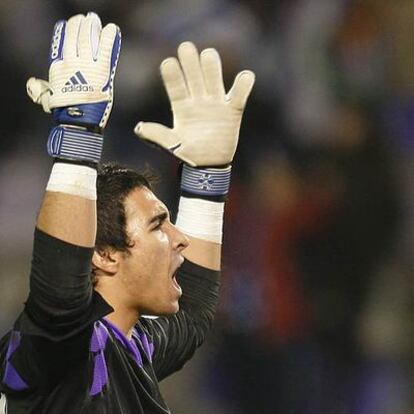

[61,85,94,93]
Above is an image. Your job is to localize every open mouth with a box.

[171,267,182,295]
[172,273,182,294]
[171,256,184,294]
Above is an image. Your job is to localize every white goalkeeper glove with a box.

[138,42,255,243]
[26,13,121,163]
[134,41,255,168]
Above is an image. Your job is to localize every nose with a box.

[170,222,190,251]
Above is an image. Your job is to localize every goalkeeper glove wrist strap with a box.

[47,125,103,163]
[181,164,231,198]
[52,102,109,130]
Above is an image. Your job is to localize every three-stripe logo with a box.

[61,71,94,93]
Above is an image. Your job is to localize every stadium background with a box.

[0,0,413,412]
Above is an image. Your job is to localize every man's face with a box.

[117,186,189,316]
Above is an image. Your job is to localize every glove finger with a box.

[160,57,189,104]
[200,48,225,98]
[135,122,180,151]
[177,42,206,98]
[49,20,66,64]
[26,78,51,113]
[98,23,121,91]
[227,70,255,111]
[63,14,84,58]
[78,12,102,60]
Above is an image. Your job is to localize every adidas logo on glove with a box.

[61,71,94,93]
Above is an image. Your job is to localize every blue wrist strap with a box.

[47,125,103,163]
[181,165,232,196]
[52,102,109,129]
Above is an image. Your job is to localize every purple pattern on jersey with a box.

[89,322,109,396]
[137,330,154,362]
[103,318,143,367]
[3,331,29,391]
[149,341,154,359]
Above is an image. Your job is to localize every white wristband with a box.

[175,197,224,244]
[46,162,97,200]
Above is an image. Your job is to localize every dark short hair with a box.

[95,162,155,253]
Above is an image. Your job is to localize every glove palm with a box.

[135,42,255,167]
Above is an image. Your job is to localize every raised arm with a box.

[28,13,120,246]
[135,41,255,270]
[135,42,254,378]
[23,13,121,338]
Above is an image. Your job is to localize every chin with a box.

[160,301,180,316]
[143,302,180,317]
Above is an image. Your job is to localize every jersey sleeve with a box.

[0,229,113,394]
[19,228,113,341]
[139,260,220,381]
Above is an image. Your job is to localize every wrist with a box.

[175,197,225,244]
[48,101,109,164]
[52,102,109,133]
[180,164,232,202]
[46,162,97,200]
[47,125,103,164]
[176,163,230,244]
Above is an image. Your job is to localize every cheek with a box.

[133,232,171,275]
[151,231,171,256]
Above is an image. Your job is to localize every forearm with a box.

[175,166,230,271]
[176,199,223,270]
[37,187,96,248]
[182,237,220,271]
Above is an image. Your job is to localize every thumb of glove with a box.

[134,121,184,154]
[26,77,51,113]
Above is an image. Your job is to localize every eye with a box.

[150,212,169,232]
[152,221,163,231]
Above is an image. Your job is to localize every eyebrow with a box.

[148,211,169,227]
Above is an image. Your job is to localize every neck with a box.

[95,285,139,339]
[105,311,138,339]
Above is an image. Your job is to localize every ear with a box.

[92,248,120,275]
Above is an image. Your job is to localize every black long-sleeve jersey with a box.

[0,229,220,413]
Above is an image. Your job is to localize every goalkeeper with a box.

[0,12,254,413]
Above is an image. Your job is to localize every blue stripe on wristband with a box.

[47,125,103,163]
[181,164,232,196]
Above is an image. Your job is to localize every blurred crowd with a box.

[1,0,414,413]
